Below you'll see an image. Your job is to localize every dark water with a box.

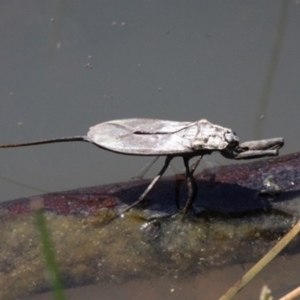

[28,253,300,300]
[0,1,300,299]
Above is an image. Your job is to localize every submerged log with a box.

[2,151,300,218]
[0,152,300,299]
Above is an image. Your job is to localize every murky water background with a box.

[28,253,300,300]
[0,1,300,299]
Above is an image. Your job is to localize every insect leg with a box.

[120,155,173,214]
[175,156,202,211]
[182,157,198,215]
[191,155,203,175]
[130,156,159,180]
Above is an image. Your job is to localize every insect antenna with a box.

[0,136,88,148]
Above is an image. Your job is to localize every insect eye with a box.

[225,131,239,145]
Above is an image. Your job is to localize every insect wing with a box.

[108,118,193,133]
[87,119,196,156]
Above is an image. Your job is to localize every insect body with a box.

[0,118,284,214]
[88,119,238,155]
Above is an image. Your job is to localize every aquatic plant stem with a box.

[279,286,300,300]
[219,220,300,300]
[35,209,66,300]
